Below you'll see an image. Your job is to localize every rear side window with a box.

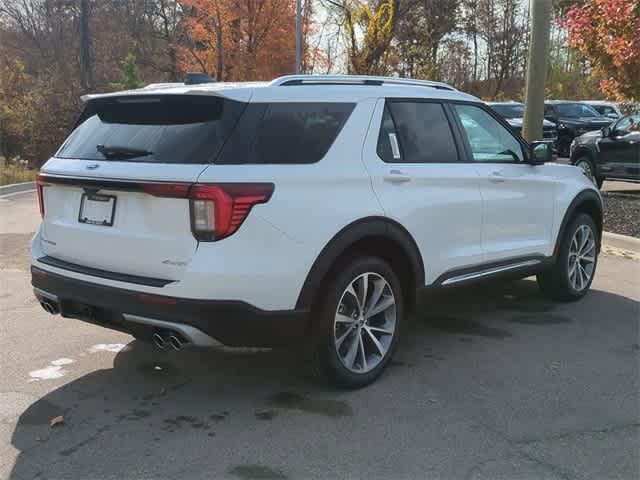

[56,95,246,164]
[377,101,459,163]
[217,102,355,164]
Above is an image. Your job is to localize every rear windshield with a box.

[56,95,246,164]
[217,102,355,164]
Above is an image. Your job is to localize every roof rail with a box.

[271,75,456,91]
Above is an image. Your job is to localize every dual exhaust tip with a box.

[40,299,60,315]
[38,298,187,351]
[152,331,187,351]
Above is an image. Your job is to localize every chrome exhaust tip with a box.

[168,335,184,351]
[40,300,59,315]
[152,332,167,349]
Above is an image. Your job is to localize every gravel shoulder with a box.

[602,191,640,238]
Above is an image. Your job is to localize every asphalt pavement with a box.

[1,192,638,480]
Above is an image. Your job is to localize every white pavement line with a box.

[603,232,640,254]
[88,343,130,354]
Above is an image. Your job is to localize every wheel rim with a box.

[568,224,596,291]
[334,272,397,374]
[577,160,595,183]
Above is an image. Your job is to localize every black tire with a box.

[537,213,599,301]
[574,157,599,187]
[310,256,404,389]
[558,137,572,157]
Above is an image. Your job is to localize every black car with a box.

[570,113,640,188]
[544,101,614,156]
[487,101,558,147]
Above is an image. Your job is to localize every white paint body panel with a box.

[32,78,600,311]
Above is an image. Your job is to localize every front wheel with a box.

[575,157,600,188]
[310,256,404,388]
[537,213,599,301]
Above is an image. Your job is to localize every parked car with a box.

[570,113,640,188]
[581,101,622,119]
[544,101,614,157]
[31,74,602,388]
[487,101,558,148]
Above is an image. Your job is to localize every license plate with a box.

[78,193,117,226]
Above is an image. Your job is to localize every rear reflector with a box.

[137,294,178,305]
[36,174,46,218]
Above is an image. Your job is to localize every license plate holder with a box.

[78,193,117,226]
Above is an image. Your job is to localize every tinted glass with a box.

[455,104,524,162]
[594,105,616,115]
[217,102,354,164]
[490,104,524,119]
[554,103,601,117]
[56,95,246,164]
[377,106,401,162]
[613,115,640,135]
[378,101,458,163]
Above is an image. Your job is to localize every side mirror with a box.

[602,126,611,137]
[529,141,552,165]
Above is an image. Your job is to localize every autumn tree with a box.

[111,54,144,90]
[325,0,398,75]
[562,0,640,101]
[178,0,299,81]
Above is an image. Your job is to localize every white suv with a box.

[32,75,602,387]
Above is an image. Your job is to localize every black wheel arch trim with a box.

[295,216,425,310]
[553,189,603,258]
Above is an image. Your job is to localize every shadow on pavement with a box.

[9,279,639,480]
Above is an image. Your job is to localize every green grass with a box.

[0,163,37,186]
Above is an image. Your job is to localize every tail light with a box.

[142,182,274,241]
[189,184,274,241]
[36,174,46,218]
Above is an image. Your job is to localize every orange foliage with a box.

[178,0,298,81]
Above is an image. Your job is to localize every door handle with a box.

[383,170,411,183]
[489,171,506,183]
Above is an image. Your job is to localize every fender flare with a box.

[295,217,425,310]
[553,189,603,258]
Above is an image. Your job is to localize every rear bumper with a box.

[31,266,310,348]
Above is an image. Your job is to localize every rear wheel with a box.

[310,256,403,388]
[537,213,598,301]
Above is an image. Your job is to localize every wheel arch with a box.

[571,147,602,177]
[553,189,603,258]
[295,217,425,312]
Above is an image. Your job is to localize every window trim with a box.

[446,100,530,165]
[376,98,463,164]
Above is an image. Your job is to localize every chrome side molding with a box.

[441,259,542,286]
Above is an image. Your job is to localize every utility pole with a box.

[522,0,552,142]
[295,0,302,74]
[79,0,94,92]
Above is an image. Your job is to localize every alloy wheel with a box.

[576,160,595,184]
[568,224,596,291]
[334,272,397,374]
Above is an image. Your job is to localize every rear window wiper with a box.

[96,144,153,159]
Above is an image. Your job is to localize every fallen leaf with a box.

[50,415,64,427]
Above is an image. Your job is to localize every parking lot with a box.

[1,191,638,480]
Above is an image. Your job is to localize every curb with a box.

[0,181,35,196]
[602,231,640,254]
